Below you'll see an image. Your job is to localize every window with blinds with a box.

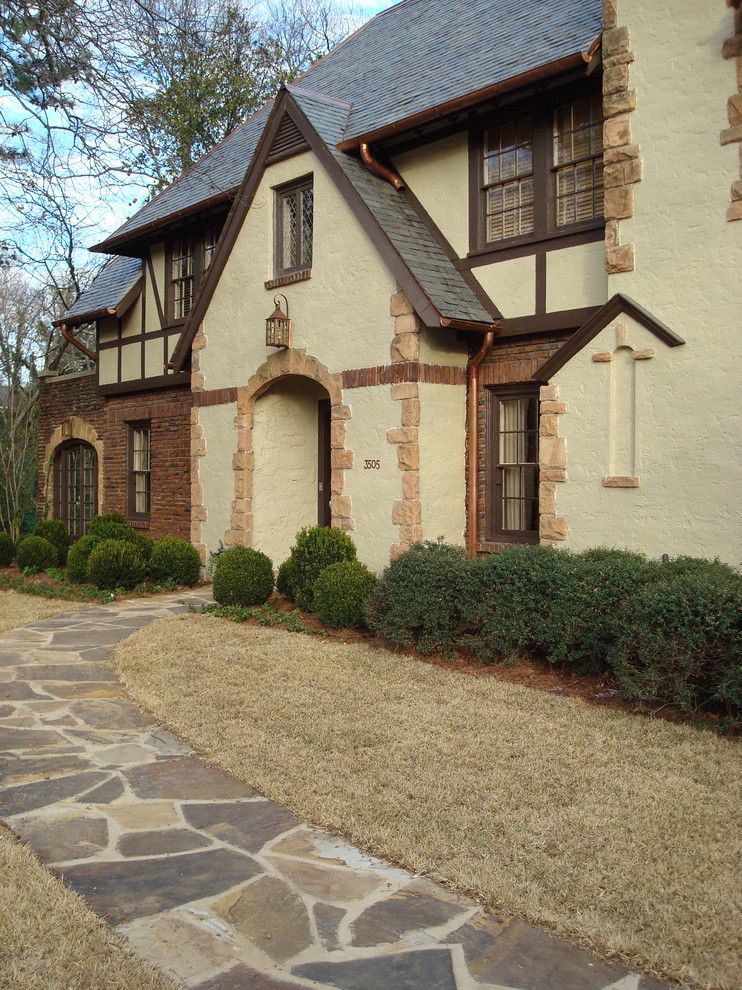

[129,423,151,519]
[553,94,604,227]
[482,115,534,242]
[488,388,539,541]
[171,240,194,320]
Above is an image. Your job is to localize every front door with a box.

[53,441,97,540]
[317,399,331,526]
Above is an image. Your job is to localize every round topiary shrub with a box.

[133,533,154,566]
[87,538,144,590]
[313,560,377,629]
[88,513,137,544]
[66,534,100,583]
[213,546,274,606]
[149,536,201,586]
[0,532,14,567]
[15,535,58,573]
[290,526,357,611]
[33,519,69,565]
[276,557,296,600]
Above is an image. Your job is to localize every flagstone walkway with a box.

[0,593,671,990]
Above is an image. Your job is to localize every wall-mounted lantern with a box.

[265,293,292,349]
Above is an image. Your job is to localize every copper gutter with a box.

[467,328,496,558]
[359,143,406,189]
[60,323,97,363]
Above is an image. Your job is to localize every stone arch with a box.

[226,349,353,547]
[42,416,104,519]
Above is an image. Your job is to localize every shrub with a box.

[611,572,742,715]
[365,541,477,655]
[15,535,58,574]
[314,560,377,629]
[0,532,14,566]
[32,519,69,565]
[276,557,296,600]
[88,513,137,544]
[213,546,274,606]
[660,554,740,587]
[149,536,201,586]
[290,526,357,610]
[66,534,100,583]
[87,539,144,590]
[134,533,154,565]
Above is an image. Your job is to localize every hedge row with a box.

[365,542,741,717]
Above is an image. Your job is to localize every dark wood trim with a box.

[485,382,540,544]
[273,174,313,278]
[463,222,604,266]
[501,307,599,340]
[317,399,331,526]
[117,317,123,383]
[97,325,176,350]
[98,372,190,396]
[534,293,686,381]
[535,252,546,315]
[146,251,165,329]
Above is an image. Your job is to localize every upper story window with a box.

[275,177,313,276]
[472,84,603,252]
[166,226,220,323]
[203,229,218,270]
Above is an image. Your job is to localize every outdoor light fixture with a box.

[265,293,292,349]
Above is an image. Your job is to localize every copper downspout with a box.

[60,323,97,363]
[359,143,406,189]
[467,329,495,558]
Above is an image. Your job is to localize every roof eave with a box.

[53,278,143,328]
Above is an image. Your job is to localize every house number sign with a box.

[364,459,380,470]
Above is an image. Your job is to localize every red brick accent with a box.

[342,362,466,389]
[193,387,239,408]
[38,372,192,540]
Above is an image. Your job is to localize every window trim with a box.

[274,175,314,278]
[127,420,152,522]
[164,226,220,324]
[485,384,540,545]
[469,80,604,256]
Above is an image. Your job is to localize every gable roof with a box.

[56,256,142,327]
[533,294,686,381]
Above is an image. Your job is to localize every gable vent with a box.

[266,114,309,164]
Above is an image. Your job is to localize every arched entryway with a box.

[53,440,98,540]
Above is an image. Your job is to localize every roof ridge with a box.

[287,84,351,109]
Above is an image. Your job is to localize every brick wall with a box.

[38,372,192,540]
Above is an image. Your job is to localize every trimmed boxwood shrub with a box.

[314,560,377,629]
[88,513,137,544]
[365,541,477,655]
[290,526,357,610]
[87,538,144,590]
[149,536,201,586]
[213,546,274,606]
[611,572,742,715]
[0,532,14,566]
[276,557,296,600]
[15,535,58,573]
[33,519,69,565]
[66,534,99,583]
[134,533,154,565]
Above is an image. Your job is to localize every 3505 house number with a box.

[364,459,380,470]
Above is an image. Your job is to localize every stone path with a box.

[0,594,671,990]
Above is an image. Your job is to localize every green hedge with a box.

[88,513,138,544]
[15,535,58,573]
[87,539,144,590]
[66,534,99,583]
[0,532,14,567]
[33,519,69,565]
[149,536,201,586]
[276,557,296,600]
[289,527,357,610]
[213,546,274,606]
[314,560,377,629]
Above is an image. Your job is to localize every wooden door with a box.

[54,441,97,540]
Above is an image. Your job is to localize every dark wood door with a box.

[317,399,331,526]
[53,441,97,541]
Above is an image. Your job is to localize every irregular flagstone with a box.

[93,743,154,766]
[183,800,299,852]
[0,726,68,751]
[75,774,125,804]
[144,729,193,756]
[0,681,46,701]
[213,875,312,963]
[270,828,347,866]
[121,913,242,985]
[192,964,310,989]
[293,948,458,989]
[269,856,383,905]
[0,704,15,717]
[14,812,109,863]
[0,752,90,784]
[68,699,154,729]
[314,902,346,952]
[55,848,262,925]
[15,662,118,682]
[125,756,255,800]
[49,629,130,649]
[349,879,472,947]
[107,801,181,829]
[34,682,126,699]
[118,827,212,857]
[0,770,108,816]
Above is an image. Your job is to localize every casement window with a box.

[128,422,152,519]
[275,177,313,275]
[487,386,539,543]
[472,84,603,252]
[170,239,194,320]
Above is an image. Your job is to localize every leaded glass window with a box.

[276,178,313,275]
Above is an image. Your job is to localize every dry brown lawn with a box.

[0,826,175,990]
[0,590,84,637]
[114,615,741,990]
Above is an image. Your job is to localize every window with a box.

[166,226,221,323]
[487,387,539,542]
[128,423,151,519]
[553,94,604,226]
[482,115,534,242]
[53,441,97,541]
[171,239,194,320]
[203,229,218,270]
[275,178,313,275]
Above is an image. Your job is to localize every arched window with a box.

[53,441,98,541]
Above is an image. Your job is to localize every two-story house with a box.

[39,0,742,572]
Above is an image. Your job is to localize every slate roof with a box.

[59,255,142,325]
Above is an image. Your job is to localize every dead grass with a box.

[0,590,84,637]
[114,615,741,990]
[0,826,175,990]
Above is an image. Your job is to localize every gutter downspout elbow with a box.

[61,323,97,363]
[467,329,495,558]
[359,142,406,190]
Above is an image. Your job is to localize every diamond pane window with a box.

[129,423,151,518]
[553,94,604,226]
[276,178,313,275]
[482,116,534,242]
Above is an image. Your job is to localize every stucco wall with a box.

[545,242,607,312]
[552,0,741,565]
[202,150,398,389]
[198,402,237,557]
[418,383,466,545]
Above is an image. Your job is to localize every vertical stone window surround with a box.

[602,1,643,273]
[537,385,568,545]
[721,0,742,220]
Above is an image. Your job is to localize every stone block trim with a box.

[602,2,642,273]
[538,384,568,546]
[42,414,105,521]
[191,325,207,392]
[226,349,351,548]
[190,409,208,566]
[722,1,742,220]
